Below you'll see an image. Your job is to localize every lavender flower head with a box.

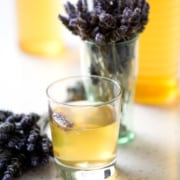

[59,0,150,44]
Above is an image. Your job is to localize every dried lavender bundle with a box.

[83,37,138,138]
[59,0,149,44]
[59,0,150,140]
[0,111,53,179]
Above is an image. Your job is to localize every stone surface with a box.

[17,103,180,180]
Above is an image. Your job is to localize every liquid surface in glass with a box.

[50,101,119,169]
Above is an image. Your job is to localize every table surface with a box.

[1,1,180,180]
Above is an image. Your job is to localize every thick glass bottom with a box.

[54,158,116,180]
[118,131,135,145]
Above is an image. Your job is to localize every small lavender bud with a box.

[125,0,134,9]
[91,26,100,38]
[58,15,69,27]
[0,122,15,133]
[119,25,128,34]
[99,13,116,29]
[122,7,133,19]
[64,1,76,18]
[95,33,106,44]
[0,111,6,122]
[137,0,145,8]
[69,18,78,28]
[142,2,150,15]
[131,7,141,22]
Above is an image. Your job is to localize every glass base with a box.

[55,158,116,180]
[118,131,135,145]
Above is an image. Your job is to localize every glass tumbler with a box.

[46,76,121,180]
[81,36,138,144]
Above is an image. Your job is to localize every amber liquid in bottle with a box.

[16,0,63,57]
[135,0,180,105]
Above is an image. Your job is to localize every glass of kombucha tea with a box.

[46,75,121,180]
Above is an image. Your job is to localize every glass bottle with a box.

[135,0,180,105]
[16,0,63,57]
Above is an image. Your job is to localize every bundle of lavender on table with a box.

[0,110,53,180]
[59,0,150,139]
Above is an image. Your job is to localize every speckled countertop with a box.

[1,1,180,180]
[15,104,180,180]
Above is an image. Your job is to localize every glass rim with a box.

[46,75,122,107]
[84,34,138,46]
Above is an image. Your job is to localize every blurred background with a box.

[136,0,180,105]
[0,1,81,114]
[0,0,180,113]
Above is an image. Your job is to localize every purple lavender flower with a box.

[59,0,150,44]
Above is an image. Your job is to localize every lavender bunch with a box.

[59,0,150,141]
[0,110,53,180]
[59,0,149,44]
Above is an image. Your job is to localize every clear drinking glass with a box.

[81,36,138,144]
[46,76,121,180]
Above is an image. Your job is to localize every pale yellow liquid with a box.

[50,101,119,169]
[16,0,63,57]
[136,1,180,105]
